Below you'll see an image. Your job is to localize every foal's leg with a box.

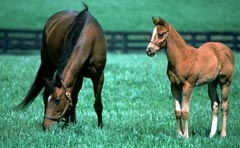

[91,72,104,128]
[171,83,183,136]
[208,80,220,138]
[219,82,230,138]
[181,82,193,138]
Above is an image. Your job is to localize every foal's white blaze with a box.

[147,27,157,48]
[150,27,157,41]
[210,102,218,138]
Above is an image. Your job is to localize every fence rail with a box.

[0,29,239,53]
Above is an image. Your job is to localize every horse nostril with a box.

[146,48,155,57]
[146,49,150,55]
[146,48,151,53]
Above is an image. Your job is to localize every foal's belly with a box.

[194,51,221,86]
[195,67,220,86]
[195,76,217,86]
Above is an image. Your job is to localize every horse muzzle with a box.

[146,47,156,57]
[42,118,56,130]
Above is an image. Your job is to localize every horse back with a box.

[67,11,106,77]
[42,11,79,65]
[198,42,234,65]
[196,42,234,83]
[83,12,106,60]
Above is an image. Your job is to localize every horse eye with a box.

[158,33,163,38]
[54,98,61,105]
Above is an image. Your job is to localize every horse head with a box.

[146,17,169,57]
[43,75,73,129]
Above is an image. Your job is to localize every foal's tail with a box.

[15,64,45,109]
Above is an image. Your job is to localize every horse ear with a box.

[152,17,157,25]
[158,17,166,26]
[55,75,62,88]
[152,16,166,26]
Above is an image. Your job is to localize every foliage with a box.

[0,53,239,147]
[0,0,240,31]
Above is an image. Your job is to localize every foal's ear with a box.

[158,17,166,26]
[152,16,166,26]
[55,75,63,88]
[152,17,157,25]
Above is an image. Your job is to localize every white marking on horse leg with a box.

[48,95,52,102]
[210,115,218,138]
[174,99,183,136]
[210,102,218,138]
[175,99,181,111]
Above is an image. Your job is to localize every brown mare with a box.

[146,17,234,138]
[16,3,106,129]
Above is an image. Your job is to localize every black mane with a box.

[56,3,89,77]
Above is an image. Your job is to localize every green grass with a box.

[1,0,240,31]
[1,1,239,147]
[0,53,240,147]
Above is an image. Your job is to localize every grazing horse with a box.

[146,17,234,138]
[16,3,106,129]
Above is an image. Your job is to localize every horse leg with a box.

[66,96,77,125]
[61,96,78,128]
[66,100,77,125]
[91,72,104,128]
[42,64,56,106]
[208,79,220,138]
[69,76,84,124]
[219,82,230,138]
[181,82,193,138]
[41,60,56,128]
[171,83,183,136]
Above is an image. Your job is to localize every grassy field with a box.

[1,0,240,31]
[0,52,239,147]
[0,0,240,147]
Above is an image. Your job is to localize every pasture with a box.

[1,0,240,147]
[0,53,239,147]
[1,0,240,31]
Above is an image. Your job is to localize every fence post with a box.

[3,30,8,53]
[206,32,211,41]
[122,33,128,53]
[233,32,238,51]
[191,33,196,47]
[35,31,41,49]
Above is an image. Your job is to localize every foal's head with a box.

[43,75,72,129]
[146,17,169,57]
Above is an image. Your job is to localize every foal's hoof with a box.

[209,134,214,138]
[221,133,226,138]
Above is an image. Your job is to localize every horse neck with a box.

[165,25,192,64]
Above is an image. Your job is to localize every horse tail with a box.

[16,64,45,109]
